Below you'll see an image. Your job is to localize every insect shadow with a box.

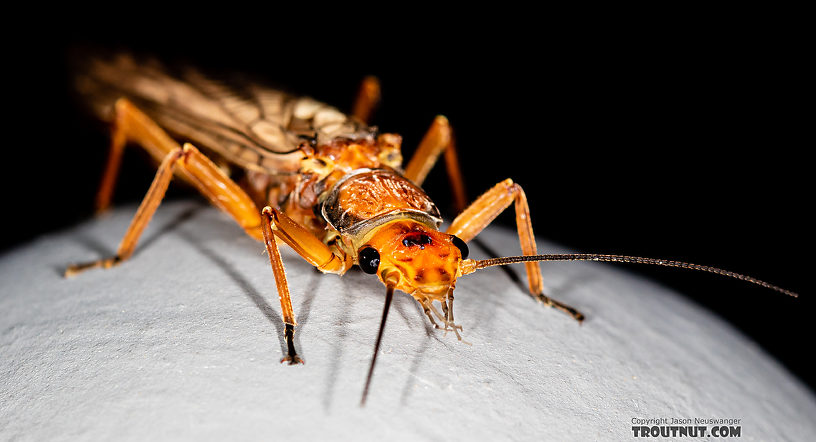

[157,204,407,405]
[172,208,319,361]
[322,279,357,412]
[395,299,447,406]
[74,201,383,411]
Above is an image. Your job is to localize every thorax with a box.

[251,135,442,258]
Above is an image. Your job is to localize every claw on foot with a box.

[280,355,305,365]
[281,323,304,364]
[64,256,122,278]
[535,293,585,324]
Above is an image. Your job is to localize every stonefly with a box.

[65,54,798,406]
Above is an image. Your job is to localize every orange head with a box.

[357,220,469,303]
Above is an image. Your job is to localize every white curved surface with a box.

[1,201,814,441]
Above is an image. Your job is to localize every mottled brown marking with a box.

[414,269,426,283]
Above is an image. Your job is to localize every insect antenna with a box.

[462,254,799,298]
[360,283,395,407]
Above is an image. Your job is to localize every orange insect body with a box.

[68,55,797,404]
[270,135,464,307]
[262,136,405,236]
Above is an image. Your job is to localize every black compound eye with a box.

[451,235,469,259]
[358,247,380,274]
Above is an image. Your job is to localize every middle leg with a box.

[403,116,468,212]
[352,76,381,125]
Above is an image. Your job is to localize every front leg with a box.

[260,206,352,364]
[447,179,584,322]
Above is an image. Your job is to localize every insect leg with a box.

[69,139,309,363]
[97,99,264,235]
[65,147,185,275]
[446,179,584,322]
[65,142,263,276]
[69,99,354,362]
[94,107,128,213]
[352,76,381,125]
[67,99,265,274]
[261,206,350,275]
[260,206,352,364]
[403,116,468,212]
[420,300,441,329]
[260,208,300,364]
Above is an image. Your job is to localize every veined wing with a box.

[75,54,375,174]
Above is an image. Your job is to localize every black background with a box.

[5,14,812,391]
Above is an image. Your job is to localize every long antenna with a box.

[360,284,395,406]
[466,254,798,298]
